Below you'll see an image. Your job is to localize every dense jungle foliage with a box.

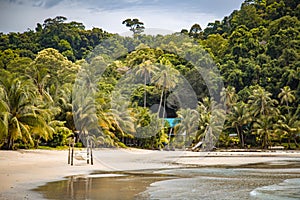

[0,0,299,150]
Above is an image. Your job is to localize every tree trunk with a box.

[263,132,268,149]
[90,145,93,165]
[87,137,90,164]
[157,89,164,117]
[144,75,147,108]
[162,91,167,118]
[294,137,299,148]
[71,137,74,166]
[8,135,13,150]
[68,138,71,164]
[236,125,244,148]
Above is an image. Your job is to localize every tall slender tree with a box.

[252,116,274,149]
[248,86,278,117]
[135,60,158,107]
[175,108,199,147]
[122,18,145,35]
[221,86,238,113]
[278,86,295,114]
[152,61,179,118]
[274,113,300,149]
[227,101,251,148]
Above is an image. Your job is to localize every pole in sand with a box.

[68,137,71,164]
[71,136,75,166]
[90,141,93,165]
[87,136,90,164]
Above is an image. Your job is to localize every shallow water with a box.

[33,172,173,200]
[250,178,300,200]
[33,164,300,200]
[143,168,300,200]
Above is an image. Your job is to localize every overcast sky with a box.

[0,0,244,34]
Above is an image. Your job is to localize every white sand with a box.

[0,148,300,199]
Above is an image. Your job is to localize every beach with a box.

[1,149,300,199]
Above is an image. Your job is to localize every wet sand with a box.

[0,149,300,199]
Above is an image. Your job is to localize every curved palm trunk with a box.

[287,137,291,149]
[158,89,164,117]
[235,124,244,148]
[8,135,13,150]
[162,91,167,118]
[262,131,268,149]
[294,137,299,148]
[144,75,147,108]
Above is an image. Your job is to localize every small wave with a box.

[250,178,300,200]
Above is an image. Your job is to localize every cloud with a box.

[0,0,244,33]
[5,0,62,8]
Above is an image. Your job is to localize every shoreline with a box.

[1,149,300,199]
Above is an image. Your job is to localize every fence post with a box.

[71,136,75,166]
[87,136,90,164]
[90,142,93,165]
[68,138,71,164]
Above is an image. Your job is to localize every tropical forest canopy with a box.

[0,0,299,150]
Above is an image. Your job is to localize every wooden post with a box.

[71,137,75,166]
[68,138,71,164]
[87,136,90,164]
[168,128,172,150]
[90,142,93,165]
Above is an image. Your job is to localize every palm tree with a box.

[135,60,158,107]
[274,113,300,149]
[278,86,295,114]
[152,60,180,118]
[73,95,99,143]
[252,116,274,149]
[196,97,225,150]
[0,71,52,149]
[247,86,280,149]
[109,92,135,144]
[248,86,278,117]
[175,108,199,147]
[196,99,210,142]
[0,90,9,148]
[227,102,251,148]
[26,65,53,102]
[72,57,106,142]
[221,86,238,113]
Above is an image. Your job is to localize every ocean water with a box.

[33,167,300,200]
[250,178,300,200]
[140,168,300,200]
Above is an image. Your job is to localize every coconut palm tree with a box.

[196,97,225,150]
[252,116,274,149]
[152,60,180,118]
[227,101,251,148]
[274,113,300,149]
[135,60,159,108]
[73,94,99,144]
[175,108,199,147]
[109,92,135,143]
[248,86,278,117]
[195,97,213,142]
[221,86,238,113]
[278,86,295,114]
[0,71,52,149]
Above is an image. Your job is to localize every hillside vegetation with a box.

[0,0,299,150]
